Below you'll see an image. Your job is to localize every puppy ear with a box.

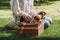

[34,16,40,22]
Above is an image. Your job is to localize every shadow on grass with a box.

[34,1,54,6]
[47,0,60,1]
[34,0,60,6]
[0,0,60,9]
[0,0,10,10]
[0,27,60,40]
[0,19,60,40]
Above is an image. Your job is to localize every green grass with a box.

[0,0,10,9]
[0,1,60,40]
[0,18,60,40]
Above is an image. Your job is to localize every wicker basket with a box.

[18,19,44,36]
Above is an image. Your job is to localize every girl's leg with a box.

[44,20,50,29]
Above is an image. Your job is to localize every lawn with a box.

[0,1,60,40]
